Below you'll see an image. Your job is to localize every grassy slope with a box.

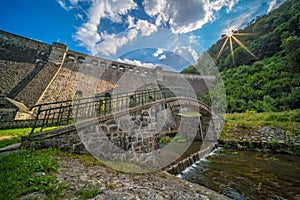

[0,126,57,148]
[220,109,300,140]
[0,148,67,200]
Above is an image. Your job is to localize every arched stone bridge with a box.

[22,88,222,170]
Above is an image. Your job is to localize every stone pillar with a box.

[48,42,68,65]
[155,66,163,82]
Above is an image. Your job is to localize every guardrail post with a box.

[57,104,63,126]
[67,104,72,124]
[30,105,42,136]
[74,99,81,122]
[104,93,111,115]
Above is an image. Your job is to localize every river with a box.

[180,148,300,200]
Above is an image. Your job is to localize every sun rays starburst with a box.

[216,30,258,66]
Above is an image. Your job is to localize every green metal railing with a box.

[29,87,194,136]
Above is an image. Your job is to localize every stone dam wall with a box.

[0,60,36,95]
[0,29,213,110]
[0,30,59,107]
[0,30,51,63]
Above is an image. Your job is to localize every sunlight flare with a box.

[216,30,258,65]
[231,35,259,60]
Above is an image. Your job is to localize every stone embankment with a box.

[219,126,300,154]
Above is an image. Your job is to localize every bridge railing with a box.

[29,87,189,136]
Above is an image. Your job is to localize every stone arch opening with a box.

[65,54,75,63]
[119,65,125,71]
[77,56,85,64]
[91,59,98,66]
[128,67,134,72]
[100,61,107,68]
[74,90,83,99]
[111,64,118,70]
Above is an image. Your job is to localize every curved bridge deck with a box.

[23,88,223,172]
[29,87,211,135]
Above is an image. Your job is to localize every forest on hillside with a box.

[182,0,300,113]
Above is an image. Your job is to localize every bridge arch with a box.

[24,87,223,172]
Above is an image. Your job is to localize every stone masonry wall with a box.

[0,30,53,105]
[0,30,51,63]
[160,71,215,98]
[15,62,60,107]
[0,60,36,95]
[37,63,116,104]
[22,108,160,166]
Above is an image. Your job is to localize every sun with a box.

[216,30,258,66]
[224,29,235,37]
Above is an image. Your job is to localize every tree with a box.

[281,35,300,71]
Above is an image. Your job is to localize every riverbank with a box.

[1,110,299,199]
[219,110,300,155]
[0,148,230,200]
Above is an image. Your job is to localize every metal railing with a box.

[29,87,193,136]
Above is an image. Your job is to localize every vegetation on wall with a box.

[182,0,300,113]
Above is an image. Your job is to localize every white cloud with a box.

[71,0,137,54]
[95,29,138,56]
[117,58,157,68]
[189,35,202,44]
[59,0,242,57]
[159,54,166,60]
[69,0,78,6]
[56,0,73,11]
[127,16,158,36]
[127,15,135,29]
[267,0,284,13]
[221,4,258,34]
[153,48,164,57]
[143,0,237,34]
[173,46,199,63]
[73,1,104,52]
[136,19,157,36]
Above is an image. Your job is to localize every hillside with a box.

[182,0,300,113]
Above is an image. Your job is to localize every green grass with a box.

[0,126,58,148]
[0,127,32,148]
[75,188,99,200]
[0,148,67,200]
[220,109,300,140]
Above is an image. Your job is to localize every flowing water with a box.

[181,148,300,200]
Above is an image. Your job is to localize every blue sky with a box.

[0,0,286,71]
